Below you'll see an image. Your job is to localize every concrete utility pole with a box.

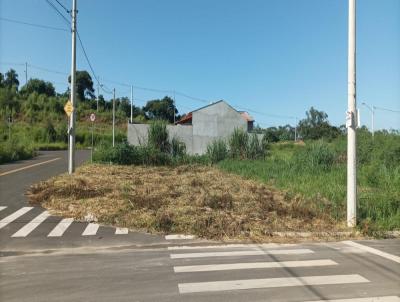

[130,85,133,123]
[68,0,77,175]
[113,88,115,147]
[362,102,374,138]
[347,0,357,227]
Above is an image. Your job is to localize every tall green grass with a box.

[218,137,400,233]
[0,137,36,164]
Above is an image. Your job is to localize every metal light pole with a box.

[361,102,374,138]
[130,85,133,123]
[347,0,357,227]
[68,0,77,175]
[112,88,115,147]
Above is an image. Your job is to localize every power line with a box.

[28,64,68,75]
[174,91,208,104]
[76,31,112,94]
[232,104,298,120]
[53,0,70,14]
[0,61,25,67]
[0,17,68,32]
[1,61,299,121]
[44,0,71,27]
[374,106,400,114]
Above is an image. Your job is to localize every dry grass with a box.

[28,164,349,242]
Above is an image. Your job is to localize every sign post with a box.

[64,101,74,165]
[90,113,96,162]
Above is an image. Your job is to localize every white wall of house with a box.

[127,101,249,155]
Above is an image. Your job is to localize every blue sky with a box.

[0,0,399,130]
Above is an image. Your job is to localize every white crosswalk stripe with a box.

[82,223,100,236]
[170,248,313,259]
[174,259,337,273]
[47,218,74,237]
[0,206,129,238]
[0,207,33,230]
[169,244,387,299]
[167,243,295,250]
[302,297,400,302]
[178,274,370,294]
[12,211,51,237]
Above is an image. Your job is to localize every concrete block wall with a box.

[127,101,252,155]
[127,123,195,154]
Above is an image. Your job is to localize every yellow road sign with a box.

[64,101,74,117]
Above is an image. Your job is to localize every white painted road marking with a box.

[12,211,51,237]
[165,234,195,240]
[302,296,400,302]
[47,218,74,237]
[0,206,7,211]
[0,207,33,230]
[343,241,400,264]
[174,259,337,273]
[178,274,369,294]
[115,227,128,235]
[170,248,314,259]
[167,243,293,250]
[82,223,99,236]
[0,158,61,177]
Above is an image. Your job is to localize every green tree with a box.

[20,78,55,97]
[0,86,19,115]
[68,70,95,101]
[143,96,178,123]
[4,69,19,89]
[115,97,143,118]
[0,72,4,88]
[298,107,340,140]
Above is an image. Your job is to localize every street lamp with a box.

[361,102,375,138]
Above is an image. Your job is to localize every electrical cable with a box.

[374,106,400,114]
[76,31,113,94]
[45,0,71,27]
[53,0,70,14]
[28,64,69,75]
[0,17,68,32]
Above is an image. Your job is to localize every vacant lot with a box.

[29,164,350,242]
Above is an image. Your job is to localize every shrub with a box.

[207,139,228,163]
[0,138,36,164]
[44,120,57,143]
[229,128,248,159]
[247,133,269,159]
[294,141,336,171]
[148,120,170,153]
[171,137,186,157]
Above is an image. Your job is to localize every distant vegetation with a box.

[0,68,180,164]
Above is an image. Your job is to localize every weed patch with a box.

[28,164,345,241]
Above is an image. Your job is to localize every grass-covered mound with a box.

[28,164,347,242]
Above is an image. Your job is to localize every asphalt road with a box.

[0,239,399,302]
[0,150,166,251]
[0,151,399,301]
